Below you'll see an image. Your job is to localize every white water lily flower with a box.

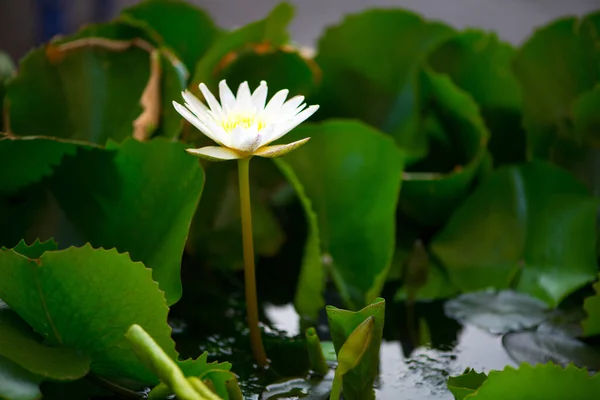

[173,80,319,161]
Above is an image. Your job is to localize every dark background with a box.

[1,0,599,63]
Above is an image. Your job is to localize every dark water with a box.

[264,303,516,400]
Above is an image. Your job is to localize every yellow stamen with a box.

[221,114,265,132]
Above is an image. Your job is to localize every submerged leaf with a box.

[431,162,598,306]
[502,331,600,371]
[444,290,550,334]
[326,298,385,400]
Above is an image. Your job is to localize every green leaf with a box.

[192,2,293,86]
[0,308,90,381]
[273,159,323,323]
[121,0,220,73]
[465,363,600,399]
[48,138,204,304]
[0,245,229,386]
[582,276,600,337]
[6,23,185,143]
[314,9,454,160]
[431,162,598,306]
[326,298,385,400]
[279,120,404,309]
[0,356,43,400]
[513,13,600,190]
[502,331,600,371]
[2,238,58,259]
[400,70,490,226]
[213,48,318,98]
[0,51,14,131]
[0,136,97,194]
[444,290,550,334]
[447,368,488,400]
[428,30,525,166]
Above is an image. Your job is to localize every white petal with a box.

[251,81,268,111]
[263,89,289,116]
[264,105,319,145]
[235,81,253,113]
[186,146,243,162]
[279,95,305,117]
[173,101,225,146]
[218,80,236,111]
[254,138,311,158]
[194,112,233,148]
[199,83,224,118]
[181,90,208,115]
[231,125,261,153]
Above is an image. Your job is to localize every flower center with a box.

[221,114,265,132]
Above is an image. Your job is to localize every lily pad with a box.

[400,69,490,226]
[0,245,230,386]
[0,308,90,381]
[502,331,600,371]
[314,9,454,161]
[0,51,14,131]
[47,138,204,304]
[121,0,220,73]
[447,368,487,400]
[513,12,600,191]
[1,239,58,259]
[192,2,293,86]
[6,23,185,143]
[326,298,385,400]
[444,290,550,334]
[428,30,524,166]
[582,276,600,337]
[464,363,600,399]
[277,120,404,310]
[431,162,598,306]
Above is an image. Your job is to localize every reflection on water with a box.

[376,326,515,400]
[264,302,516,399]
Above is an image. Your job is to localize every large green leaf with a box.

[447,368,487,400]
[431,162,598,306]
[279,120,404,309]
[428,30,525,166]
[0,51,14,131]
[47,138,204,304]
[6,23,185,143]
[213,48,318,99]
[314,9,454,160]
[326,298,385,400]
[274,158,323,323]
[121,0,220,73]
[513,13,600,190]
[192,2,293,86]
[0,356,43,400]
[0,245,230,386]
[0,308,90,381]
[582,276,600,337]
[463,363,600,399]
[0,136,97,194]
[400,70,490,226]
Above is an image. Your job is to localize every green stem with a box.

[188,377,222,400]
[305,327,329,376]
[330,370,343,400]
[237,157,268,368]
